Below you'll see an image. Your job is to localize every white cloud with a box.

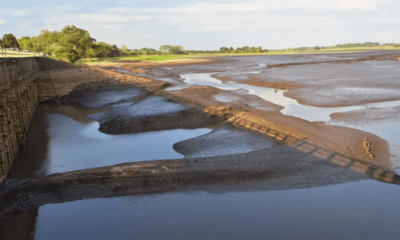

[1,0,398,50]
[66,14,150,23]
[108,0,385,14]
[67,14,129,23]
[12,10,29,16]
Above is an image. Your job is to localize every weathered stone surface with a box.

[0,59,40,182]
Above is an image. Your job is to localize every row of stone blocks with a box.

[0,58,39,182]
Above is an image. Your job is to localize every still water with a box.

[42,113,211,175]
[32,180,400,240]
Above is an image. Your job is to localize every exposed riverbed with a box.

[174,71,400,172]
[3,52,400,239]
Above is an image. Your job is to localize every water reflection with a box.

[31,180,400,240]
[0,210,38,240]
[42,113,211,175]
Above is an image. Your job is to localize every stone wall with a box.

[0,58,39,182]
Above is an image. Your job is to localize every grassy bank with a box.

[78,55,190,65]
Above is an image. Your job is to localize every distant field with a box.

[78,55,189,65]
[77,46,400,64]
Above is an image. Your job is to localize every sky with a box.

[0,0,399,50]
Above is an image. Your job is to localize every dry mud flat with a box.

[2,51,400,239]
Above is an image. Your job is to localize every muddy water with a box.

[19,180,400,240]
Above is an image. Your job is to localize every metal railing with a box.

[0,48,44,58]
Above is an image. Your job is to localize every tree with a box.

[2,34,20,48]
[36,30,60,55]
[159,45,173,53]
[110,45,122,57]
[121,45,128,52]
[220,47,229,53]
[87,42,112,58]
[56,25,94,61]
[170,45,184,54]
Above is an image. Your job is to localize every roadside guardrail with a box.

[0,48,44,58]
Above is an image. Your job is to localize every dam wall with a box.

[0,58,39,182]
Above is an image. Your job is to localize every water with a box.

[38,113,211,175]
[176,72,400,171]
[26,180,400,240]
[179,73,400,123]
[178,73,367,122]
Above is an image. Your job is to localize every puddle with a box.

[5,180,398,240]
[213,93,241,103]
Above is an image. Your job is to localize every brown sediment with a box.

[168,86,283,112]
[266,54,400,69]
[92,58,213,74]
[284,91,400,108]
[158,85,392,170]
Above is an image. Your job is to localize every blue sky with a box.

[1,0,399,50]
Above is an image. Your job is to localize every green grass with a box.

[77,46,400,65]
[77,55,190,65]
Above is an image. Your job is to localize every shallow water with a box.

[179,73,400,123]
[178,73,367,122]
[177,72,400,171]
[261,61,400,106]
[20,180,400,240]
[37,113,211,175]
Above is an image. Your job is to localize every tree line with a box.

[284,42,400,51]
[4,25,399,63]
